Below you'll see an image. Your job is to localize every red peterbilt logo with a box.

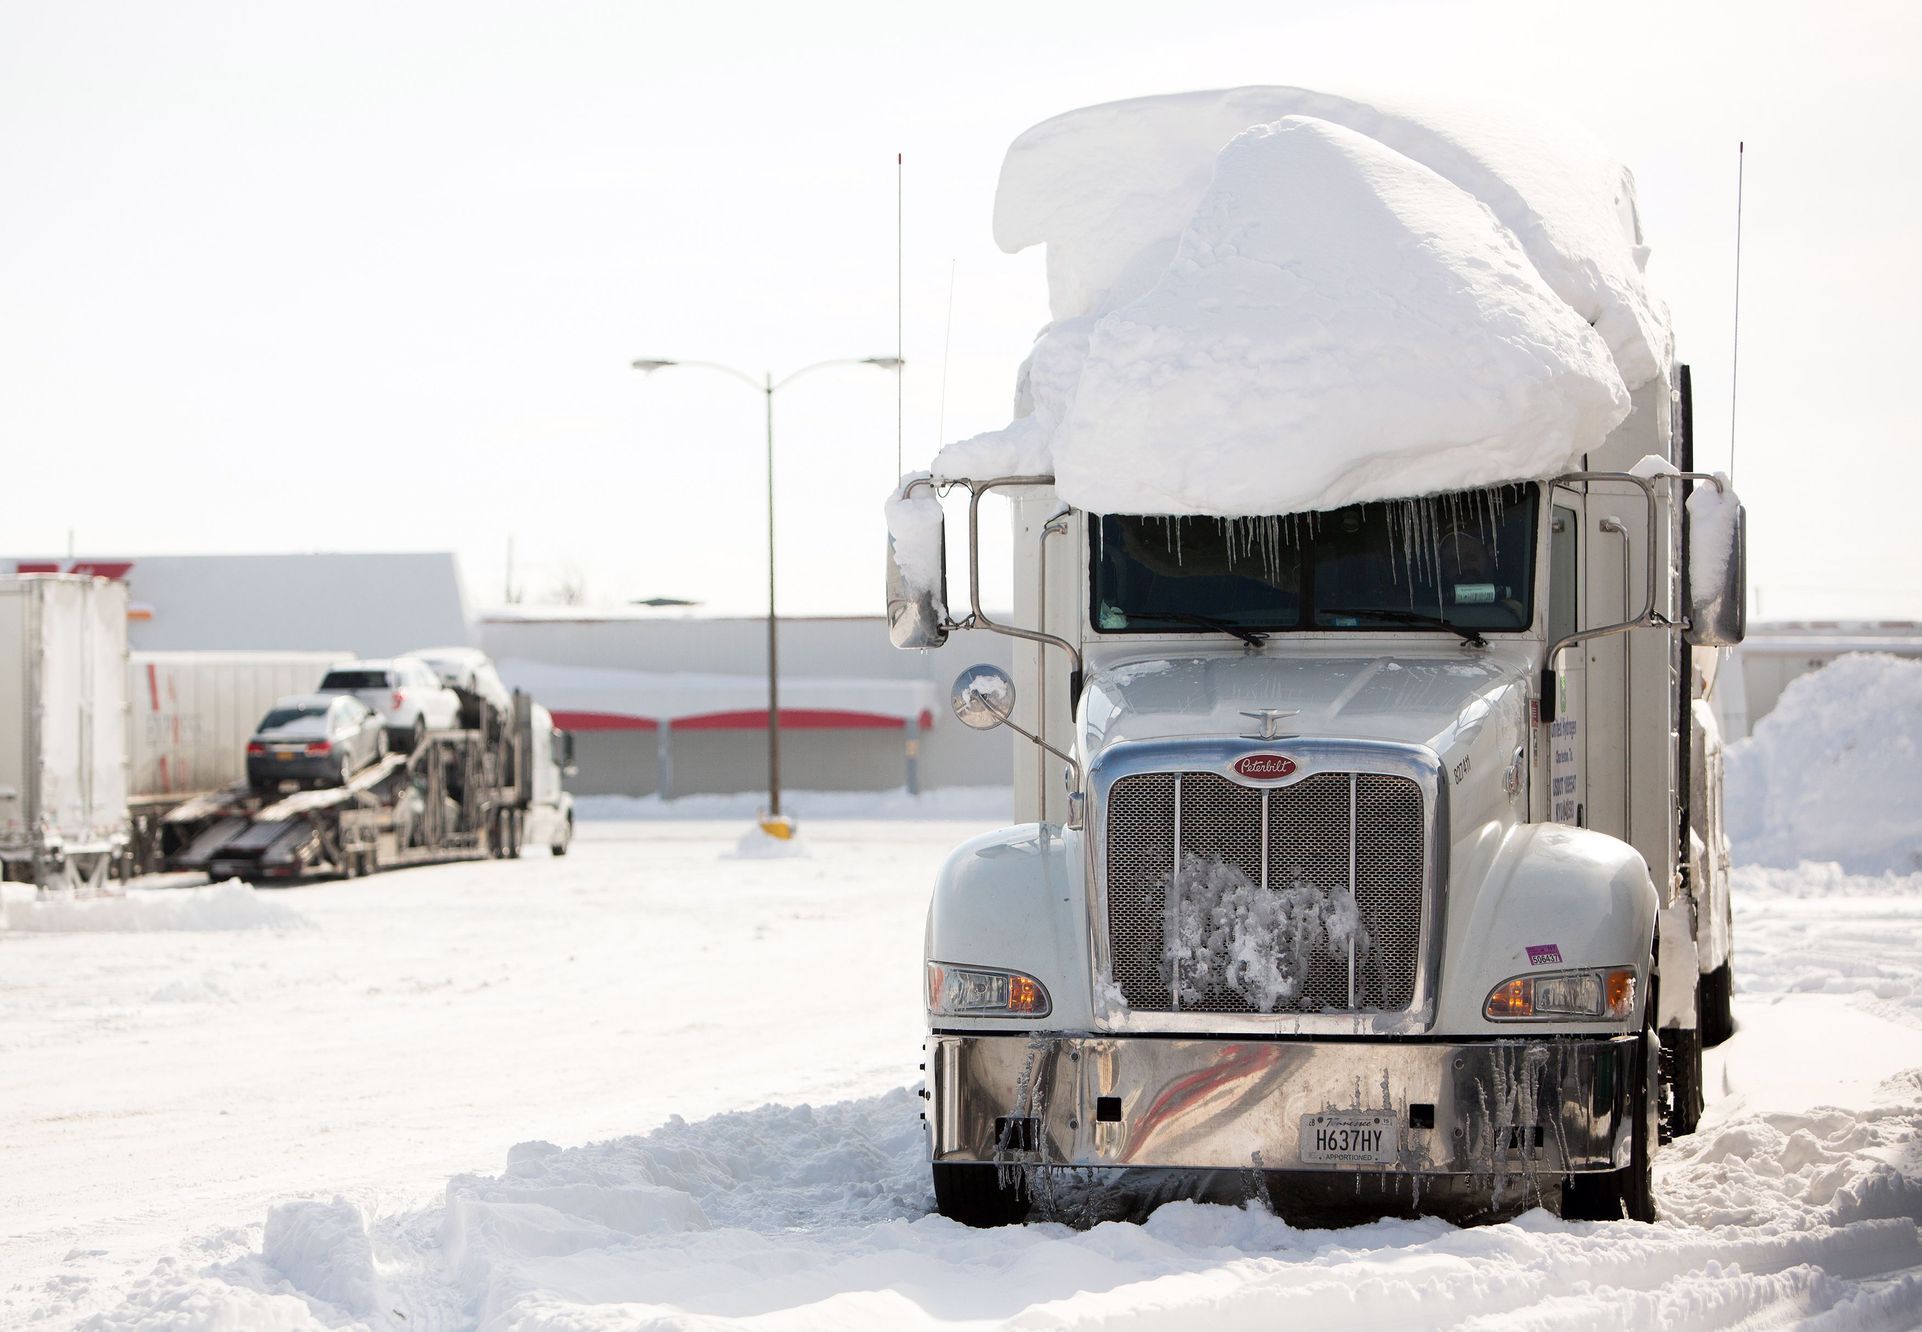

[1233,753,1298,781]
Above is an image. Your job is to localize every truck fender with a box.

[925,823,1094,1030]
[1439,822,1659,1031]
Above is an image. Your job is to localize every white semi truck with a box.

[886,93,1746,1225]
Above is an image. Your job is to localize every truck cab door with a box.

[1547,493,1585,827]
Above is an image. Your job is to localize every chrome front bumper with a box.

[929,1031,1637,1176]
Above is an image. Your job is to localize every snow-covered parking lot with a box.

[4,817,1921,1330]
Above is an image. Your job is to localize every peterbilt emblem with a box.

[1233,753,1298,781]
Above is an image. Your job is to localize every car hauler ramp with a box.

[162,695,536,883]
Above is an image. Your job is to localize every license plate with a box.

[277,751,299,761]
[1300,1112,1398,1166]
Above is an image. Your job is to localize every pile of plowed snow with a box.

[0,879,307,933]
[1726,653,1922,874]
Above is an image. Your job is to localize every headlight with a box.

[1485,966,1637,1021]
[927,963,1051,1018]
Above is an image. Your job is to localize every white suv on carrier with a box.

[318,657,462,752]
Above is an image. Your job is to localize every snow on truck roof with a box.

[929,87,1667,518]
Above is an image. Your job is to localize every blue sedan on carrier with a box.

[246,694,388,796]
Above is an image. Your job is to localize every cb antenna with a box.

[937,258,956,449]
[1729,140,1745,482]
[896,151,904,479]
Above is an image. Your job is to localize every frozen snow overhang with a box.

[933,95,1644,517]
[993,86,1669,389]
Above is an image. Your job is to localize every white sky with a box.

[3,0,1917,620]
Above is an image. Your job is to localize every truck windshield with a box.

[1092,484,1539,636]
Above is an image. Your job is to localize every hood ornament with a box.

[1240,708,1299,741]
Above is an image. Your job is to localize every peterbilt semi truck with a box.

[891,396,1745,1227]
[885,100,1746,1227]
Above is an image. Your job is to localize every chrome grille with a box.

[1105,771,1426,1014]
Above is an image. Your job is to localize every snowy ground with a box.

[4,821,1921,1330]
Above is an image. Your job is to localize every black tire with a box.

[1660,1024,1704,1142]
[552,815,572,857]
[1699,963,1735,1047]
[932,1163,1032,1227]
[408,718,426,753]
[1564,995,1659,1222]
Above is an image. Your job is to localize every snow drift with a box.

[934,87,1662,518]
[0,879,307,933]
[1726,653,1922,874]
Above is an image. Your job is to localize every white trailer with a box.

[886,92,1746,1227]
[129,650,347,799]
[0,576,130,892]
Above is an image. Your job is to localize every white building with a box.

[4,553,1014,799]
[480,610,1012,798]
[5,553,471,656]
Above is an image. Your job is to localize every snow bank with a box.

[725,823,810,859]
[572,786,1012,822]
[260,1198,376,1318]
[1049,117,1629,516]
[1726,653,1922,874]
[933,87,1661,518]
[1,879,308,934]
[438,1091,929,1326]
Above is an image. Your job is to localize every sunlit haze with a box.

[3,0,1916,620]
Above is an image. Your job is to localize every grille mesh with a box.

[1105,770,1426,1014]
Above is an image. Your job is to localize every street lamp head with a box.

[862,357,905,370]
[630,358,678,373]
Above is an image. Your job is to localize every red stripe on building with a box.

[675,709,905,731]
[147,663,161,712]
[67,561,134,581]
[548,710,660,732]
[15,563,59,574]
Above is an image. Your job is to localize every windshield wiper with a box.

[1318,607,1487,648]
[1120,610,1269,647]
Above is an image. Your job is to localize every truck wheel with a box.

[932,1163,1032,1227]
[1659,1025,1703,1141]
[551,815,572,857]
[1563,1017,1659,1223]
[1699,963,1735,1047]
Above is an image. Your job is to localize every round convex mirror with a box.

[951,663,1016,731]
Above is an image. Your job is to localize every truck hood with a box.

[1081,649,1532,758]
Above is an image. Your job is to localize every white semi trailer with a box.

[0,575,130,892]
[886,93,1746,1225]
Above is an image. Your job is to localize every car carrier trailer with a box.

[152,694,538,883]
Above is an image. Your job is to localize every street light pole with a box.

[631,355,902,832]
[763,370,780,817]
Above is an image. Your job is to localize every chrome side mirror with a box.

[885,481,949,650]
[1685,486,1747,647]
[951,663,1015,730]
